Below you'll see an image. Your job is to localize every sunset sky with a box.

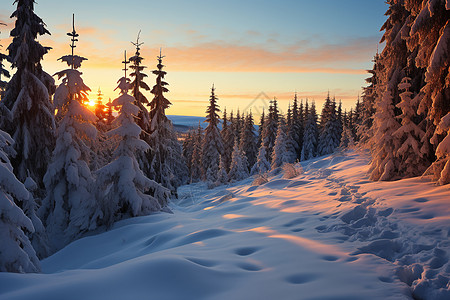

[0,0,388,117]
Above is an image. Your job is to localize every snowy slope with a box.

[0,151,449,300]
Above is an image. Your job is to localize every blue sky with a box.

[0,0,388,116]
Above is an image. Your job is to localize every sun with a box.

[88,99,96,107]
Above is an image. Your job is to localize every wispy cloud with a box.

[36,23,377,76]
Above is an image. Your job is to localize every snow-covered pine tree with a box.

[357,53,380,146]
[146,50,188,192]
[40,16,100,249]
[216,155,229,185]
[0,0,56,189]
[291,93,303,160]
[318,96,341,156]
[369,87,401,181]
[0,129,40,273]
[239,112,258,171]
[261,98,279,161]
[271,117,291,169]
[336,100,343,140]
[234,109,243,146]
[393,77,427,177]
[407,0,450,184]
[190,123,203,182]
[201,84,224,182]
[228,140,249,182]
[340,110,356,149]
[429,112,450,185]
[251,145,271,175]
[221,109,234,172]
[257,108,265,149]
[96,52,169,227]
[301,101,319,161]
[129,31,151,137]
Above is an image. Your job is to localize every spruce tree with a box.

[96,52,169,227]
[251,145,270,175]
[257,108,265,149]
[0,129,40,273]
[221,109,234,172]
[271,117,290,170]
[201,84,224,182]
[261,98,279,161]
[301,101,319,161]
[239,112,258,171]
[1,0,56,188]
[318,96,341,156]
[129,31,151,136]
[408,0,450,184]
[369,88,401,181]
[228,140,249,182]
[357,53,380,146]
[291,93,303,160]
[393,77,426,178]
[146,50,188,192]
[40,16,100,249]
[216,155,229,185]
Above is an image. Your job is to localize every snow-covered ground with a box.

[0,151,449,300]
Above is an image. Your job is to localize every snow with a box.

[1,151,449,299]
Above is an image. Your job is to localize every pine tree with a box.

[190,123,203,182]
[216,155,229,185]
[407,0,450,184]
[40,16,100,250]
[105,98,115,125]
[221,109,234,172]
[257,108,265,149]
[369,88,401,181]
[393,77,427,177]
[96,52,169,226]
[271,117,291,169]
[0,129,40,273]
[318,96,341,156]
[0,0,56,188]
[251,145,270,175]
[301,101,319,161]
[291,93,303,160]
[228,141,249,182]
[146,50,188,192]
[430,112,450,185]
[340,110,356,149]
[129,31,151,136]
[261,98,279,161]
[239,112,258,171]
[201,84,224,182]
[357,53,380,146]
